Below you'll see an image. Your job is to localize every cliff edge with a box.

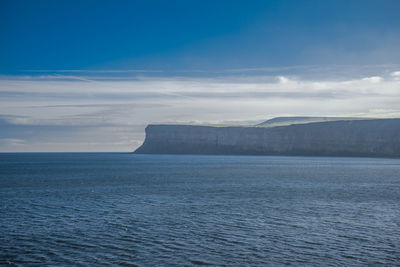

[134,119,400,157]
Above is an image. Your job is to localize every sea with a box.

[0,153,399,266]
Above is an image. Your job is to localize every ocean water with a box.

[0,153,399,266]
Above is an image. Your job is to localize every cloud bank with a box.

[1,66,400,151]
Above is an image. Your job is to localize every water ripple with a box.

[1,153,400,266]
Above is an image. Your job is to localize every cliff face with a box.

[134,119,400,157]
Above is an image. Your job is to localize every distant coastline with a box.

[135,117,400,158]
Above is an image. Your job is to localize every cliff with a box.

[134,119,400,157]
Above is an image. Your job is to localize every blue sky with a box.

[0,0,400,151]
[2,0,400,72]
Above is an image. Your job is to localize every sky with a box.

[0,0,400,152]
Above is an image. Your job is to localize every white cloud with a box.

[362,76,383,83]
[0,138,26,146]
[390,71,400,77]
[277,76,289,84]
[1,70,399,151]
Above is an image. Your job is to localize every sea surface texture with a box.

[1,153,399,266]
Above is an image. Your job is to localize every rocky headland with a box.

[134,118,400,157]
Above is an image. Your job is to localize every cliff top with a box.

[148,116,377,129]
[256,116,373,128]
